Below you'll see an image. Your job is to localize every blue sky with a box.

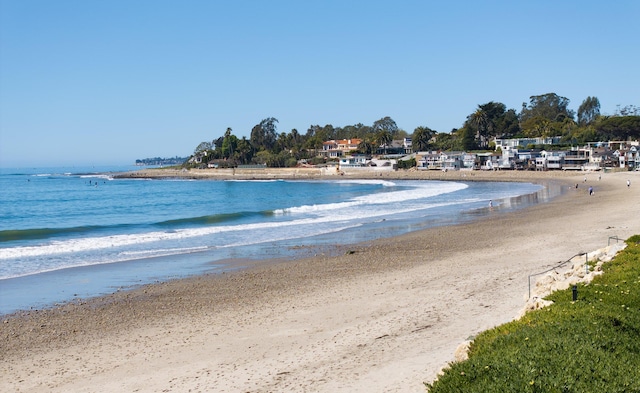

[1,0,638,167]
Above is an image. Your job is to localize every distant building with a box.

[339,155,368,167]
[494,136,562,151]
[415,151,465,170]
[322,139,362,158]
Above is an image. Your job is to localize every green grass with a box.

[425,235,640,393]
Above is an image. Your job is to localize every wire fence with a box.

[608,236,624,246]
[527,235,626,299]
[528,252,587,299]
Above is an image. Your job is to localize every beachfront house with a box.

[563,148,592,170]
[591,147,616,168]
[498,148,516,169]
[535,151,564,171]
[479,153,499,170]
[494,136,562,151]
[338,156,396,172]
[416,151,446,170]
[621,146,639,170]
[631,146,640,170]
[377,139,412,156]
[509,149,539,170]
[403,138,413,154]
[462,153,478,170]
[339,155,368,168]
[535,155,547,171]
[612,146,639,170]
[322,139,362,158]
[442,152,464,171]
[415,151,468,170]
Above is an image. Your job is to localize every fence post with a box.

[586,253,589,275]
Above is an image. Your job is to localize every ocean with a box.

[0,166,558,314]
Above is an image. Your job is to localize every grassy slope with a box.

[426,235,640,393]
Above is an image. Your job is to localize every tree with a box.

[221,133,238,159]
[250,117,278,151]
[521,116,555,138]
[519,94,576,137]
[520,93,575,123]
[459,126,476,150]
[372,116,399,139]
[396,128,409,139]
[594,116,640,141]
[614,105,640,116]
[357,137,376,155]
[236,137,253,164]
[494,109,520,138]
[194,141,212,154]
[213,136,224,150]
[577,96,601,126]
[560,117,578,141]
[463,102,519,146]
[396,157,416,169]
[376,130,393,154]
[289,128,303,152]
[412,126,435,152]
[433,131,457,151]
[470,108,490,148]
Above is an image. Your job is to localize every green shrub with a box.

[426,237,640,392]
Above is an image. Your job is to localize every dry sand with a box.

[2,170,639,392]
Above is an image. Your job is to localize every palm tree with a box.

[376,131,392,155]
[357,137,375,155]
[470,108,489,148]
[236,137,253,164]
[412,126,435,152]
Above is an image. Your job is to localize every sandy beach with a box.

[2,169,639,392]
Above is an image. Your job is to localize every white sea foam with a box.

[0,180,474,267]
[119,246,211,257]
[0,174,544,285]
[275,181,467,215]
[333,179,397,187]
[0,198,463,263]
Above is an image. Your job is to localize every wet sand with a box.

[2,170,639,392]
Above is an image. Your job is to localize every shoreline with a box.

[2,170,639,392]
[113,166,609,182]
[0,173,560,315]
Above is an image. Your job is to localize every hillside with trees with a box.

[186,93,640,168]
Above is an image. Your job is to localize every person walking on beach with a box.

[589,186,594,196]
[627,179,631,188]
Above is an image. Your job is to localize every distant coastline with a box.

[134,156,188,166]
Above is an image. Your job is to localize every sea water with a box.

[0,166,557,314]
